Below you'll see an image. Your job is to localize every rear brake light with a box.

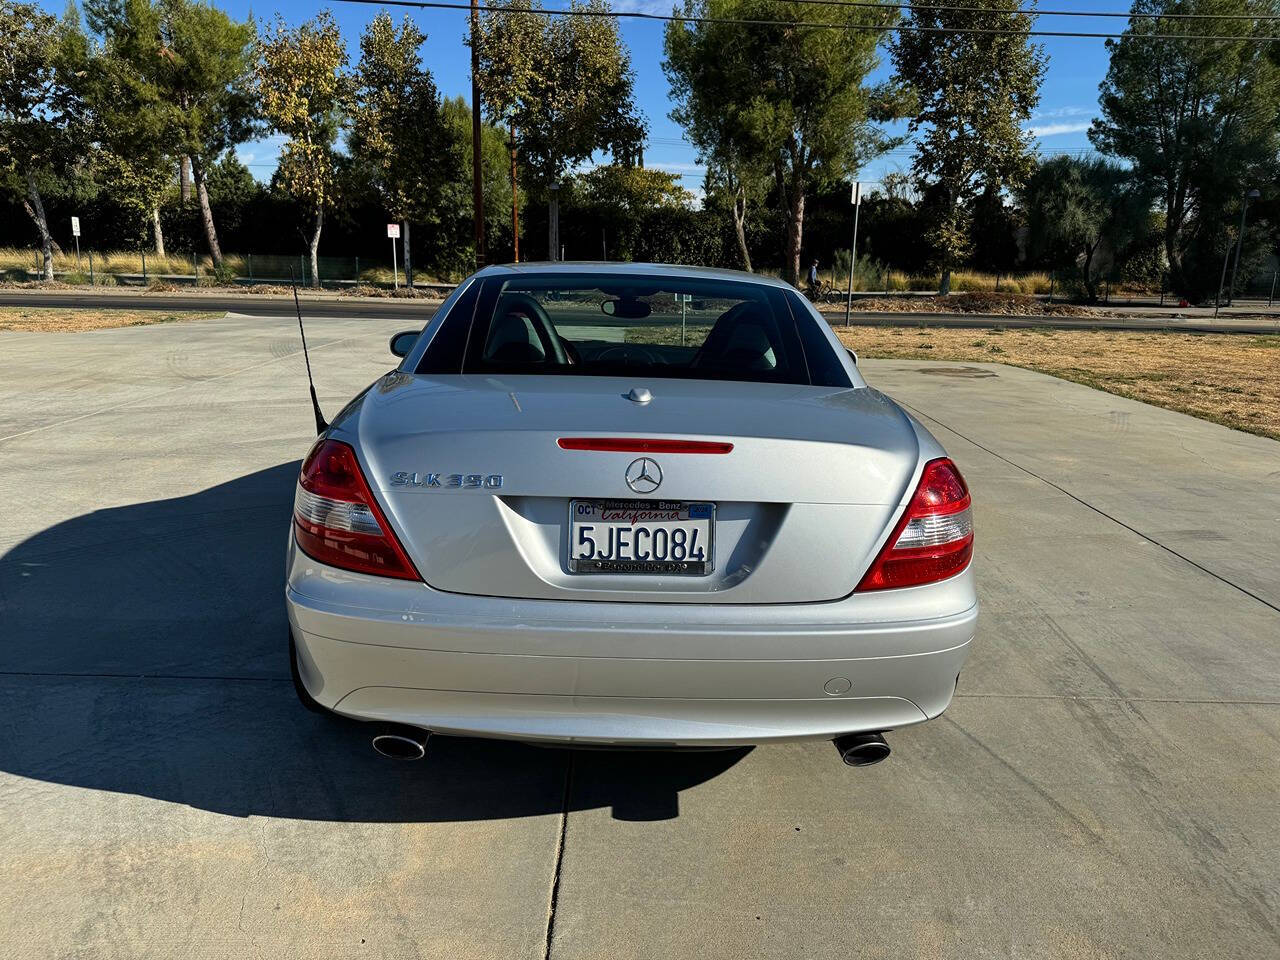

[293,439,420,580]
[557,437,734,454]
[855,458,973,591]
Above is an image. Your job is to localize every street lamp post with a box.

[1217,188,1261,317]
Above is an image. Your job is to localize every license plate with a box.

[568,499,714,575]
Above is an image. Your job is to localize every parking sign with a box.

[387,223,400,239]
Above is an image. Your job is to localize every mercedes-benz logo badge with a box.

[625,457,662,494]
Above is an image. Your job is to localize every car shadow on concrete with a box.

[0,461,747,823]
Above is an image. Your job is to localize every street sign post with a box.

[70,216,81,270]
[387,223,400,290]
[674,292,693,345]
[844,182,861,326]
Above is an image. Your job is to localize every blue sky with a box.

[64,0,1131,195]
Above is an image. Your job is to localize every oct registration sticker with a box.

[568,499,714,575]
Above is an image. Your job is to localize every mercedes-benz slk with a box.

[285,263,977,764]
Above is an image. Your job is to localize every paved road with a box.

[1,313,1277,958]
[3,287,1279,333]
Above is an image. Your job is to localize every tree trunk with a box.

[783,174,805,287]
[1164,221,1185,296]
[180,156,192,202]
[190,156,224,269]
[548,191,559,262]
[22,171,55,281]
[402,220,413,288]
[732,180,752,273]
[937,190,956,296]
[152,205,166,258]
[1082,243,1098,302]
[309,207,323,289]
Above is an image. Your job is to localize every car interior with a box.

[480,289,787,377]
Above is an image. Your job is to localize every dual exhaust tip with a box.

[370,725,889,766]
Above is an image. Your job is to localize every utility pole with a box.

[510,121,520,262]
[549,182,560,262]
[470,0,485,270]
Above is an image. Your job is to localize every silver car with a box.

[285,263,976,765]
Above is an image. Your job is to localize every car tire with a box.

[289,630,327,714]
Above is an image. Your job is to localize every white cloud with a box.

[1031,105,1091,120]
[575,159,707,179]
[1027,121,1092,138]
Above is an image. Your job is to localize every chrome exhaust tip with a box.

[833,731,890,767]
[371,725,430,760]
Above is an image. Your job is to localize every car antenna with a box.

[290,266,328,435]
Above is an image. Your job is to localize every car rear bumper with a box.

[285,540,976,746]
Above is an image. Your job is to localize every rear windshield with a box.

[418,273,850,388]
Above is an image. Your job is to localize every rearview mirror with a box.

[602,298,651,320]
[390,330,419,358]
[847,348,858,365]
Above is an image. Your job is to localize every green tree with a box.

[576,164,692,213]
[467,0,540,259]
[472,0,644,260]
[78,0,171,255]
[430,94,513,274]
[665,0,901,285]
[891,0,1045,294]
[0,0,84,279]
[1089,0,1280,300]
[84,0,257,269]
[350,13,453,287]
[664,17,767,272]
[256,12,348,288]
[968,186,1021,278]
[1021,156,1155,301]
[699,160,767,271]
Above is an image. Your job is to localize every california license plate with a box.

[568,499,714,575]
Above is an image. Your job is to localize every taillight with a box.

[856,458,973,591]
[293,439,420,580]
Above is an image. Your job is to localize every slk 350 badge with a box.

[390,472,503,489]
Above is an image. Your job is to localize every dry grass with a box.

[808,268,1055,294]
[0,246,215,276]
[0,306,218,333]
[838,292,1107,317]
[0,247,455,286]
[836,324,1280,441]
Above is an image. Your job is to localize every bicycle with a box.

[808,279,843,304]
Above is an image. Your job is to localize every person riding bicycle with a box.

[806,259,820,300]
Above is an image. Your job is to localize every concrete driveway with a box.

[1,312,1277,959]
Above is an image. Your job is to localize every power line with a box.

[746,0,1280,20]
[335,0,1280,41]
